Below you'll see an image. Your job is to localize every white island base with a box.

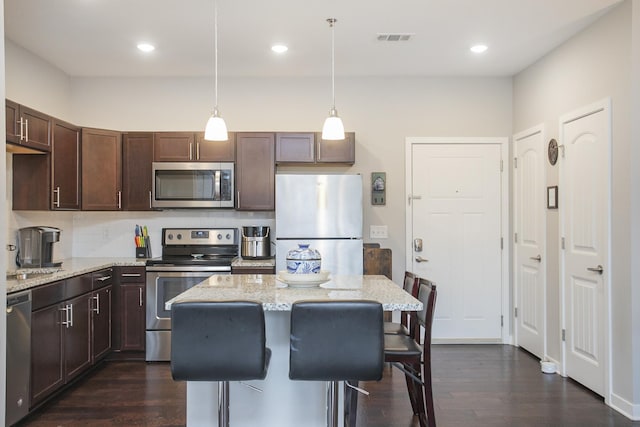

[186,311,343,427]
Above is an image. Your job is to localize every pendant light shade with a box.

[322,18,345,141]
[204,1,228,141]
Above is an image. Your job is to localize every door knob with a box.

[530,255,542,262]
[587,265,604,274]
[415,256,429,263]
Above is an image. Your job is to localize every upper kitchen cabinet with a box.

[275,132,355,164]
[12,153,50,210]
[51,119,81,210]
[154,131,235,162]
[275,133,315,163]
[235,133,275,211]
[195,132,236,161]
[122,132,154,211]
[6,99,52,153]
[314,132,355,164]
[153,132,194,161]
[81,128,122,210]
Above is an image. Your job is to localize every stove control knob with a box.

[167,233,173,240]
[177,233,182,240]
[217,233,223,240]
[226,233,231,240]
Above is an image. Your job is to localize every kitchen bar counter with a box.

[6,257,145,293]
[167,274,421,427]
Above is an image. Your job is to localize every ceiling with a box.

[4,0,622,78]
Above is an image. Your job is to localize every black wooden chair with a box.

[289,300,385,427]
[384,271,420,335]
[170,301,271,427]
[384,279,437,427]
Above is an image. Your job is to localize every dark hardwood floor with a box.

[19,345,640,427]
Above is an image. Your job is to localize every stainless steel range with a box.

[145,227,238,361]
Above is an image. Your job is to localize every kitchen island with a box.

[166,274,421,427]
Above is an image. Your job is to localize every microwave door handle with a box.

[214,170,221,201]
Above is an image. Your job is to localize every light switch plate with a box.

[370,225,388,239]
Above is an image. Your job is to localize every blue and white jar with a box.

[286,244,322,274]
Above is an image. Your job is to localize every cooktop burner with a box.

[146,227,239,267]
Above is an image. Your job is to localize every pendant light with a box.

[322,18,345,140]
[204,0,228,141]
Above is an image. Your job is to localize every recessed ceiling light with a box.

[137,43,155,53]
[470,44,488,54]
[271,44,288,54]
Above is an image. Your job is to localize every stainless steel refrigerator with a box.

[275,174,363,274]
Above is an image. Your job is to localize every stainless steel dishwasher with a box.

[6,290,32,426]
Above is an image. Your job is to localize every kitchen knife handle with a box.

[139,288,143,307]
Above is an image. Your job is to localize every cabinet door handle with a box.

[24,118,29,141]
[92,294,100,314]
[148,191,152,209]
[122,273,142,278]
[189,142,193,160]
[60,305,70,328]
[17,117,24,141]
[53,187,61,208]
[196,142,200,160]
[117,191,122,209]
[237,191,240,209]
[139,288,143,307]
[96,275,112,282]
[68,303,74,327]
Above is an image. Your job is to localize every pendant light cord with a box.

[214,1,219,110]
[329,18,336,110]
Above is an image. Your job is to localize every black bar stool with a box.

[170,301,270,427]
[289,300,384,427]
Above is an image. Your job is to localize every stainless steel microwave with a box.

[152,162,234,208]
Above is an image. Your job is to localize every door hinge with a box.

[501,315,504,327]
[514,307,518,318]
[514,233,518,243]
[560,144,566,158]
[500,160,504,172]
[561,237,565,250]
[500,237,504,250]
[562,329,566,341]
[514,157,518,168]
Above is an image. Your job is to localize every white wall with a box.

[5,42,513,282]
[513,0,638,416]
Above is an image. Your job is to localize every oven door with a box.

[146,269,223,330]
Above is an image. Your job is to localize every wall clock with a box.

[548,139,558,165]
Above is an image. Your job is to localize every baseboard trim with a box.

[609,392,640,420]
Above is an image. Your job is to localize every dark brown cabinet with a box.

[122,132,154,210]
[114,266,146,352]
[275,132,355,164]
[91,269,113,362]
[30,299,64,405]
[63,292,92,382]
[51,119,81,210]
[275,132,315,163]
[235,132,275,211]
[12,153,50,210]
[154,132,235,161]
[6,99,52,153]
[314,132,355,164]
[81,128,122,210]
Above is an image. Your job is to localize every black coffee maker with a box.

[16,226,62,267]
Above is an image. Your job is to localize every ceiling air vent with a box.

[376,33,413,42]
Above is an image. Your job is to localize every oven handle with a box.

[146,266,231,273]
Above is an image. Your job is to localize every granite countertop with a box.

[6,257,146,294]
[166,274,422,312]
[231,257,275,267]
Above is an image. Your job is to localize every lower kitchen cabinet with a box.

[30,301,64,405]
[114,266,146,353]
[63,292,93,382]
[92,285,112,361]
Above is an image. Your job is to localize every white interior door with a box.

[560,100,610,396]
[408,141,503,341]
[514,126,546,359]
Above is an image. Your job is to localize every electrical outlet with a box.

[370,225,388,239]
